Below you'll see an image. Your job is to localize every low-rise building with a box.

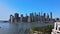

[51,22,60,34]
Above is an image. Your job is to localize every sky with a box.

[0,0,60,20]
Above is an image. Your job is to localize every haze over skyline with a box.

[0,0,60,20]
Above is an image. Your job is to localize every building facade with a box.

[51,22,60,34]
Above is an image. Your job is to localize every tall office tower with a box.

[38,12,40,22]
[50,12,52,19]
[47,13,49,21]
[25,14,28,22]
[47,13,49,19]
[34,12,37,22]
[43,13,46,22]
[34,12,37,19]
[30,13,34,22]
[40,11,43,22]
[39,12,40,16]
[47,13,49,22]
[10,15,14,23]
[41,11,43,16]
[36,14,39,22]
[14,13,19,22]
[34,12,36,16]
[21,14,23,22]
[28,16,31,22]
[43,13,46,18]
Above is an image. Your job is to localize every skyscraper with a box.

[44,13,46,17]
[9,15,14,23]
[39,12,40,16]
[30,13,34,22]
[47,13,49,22]
[20,14,23,22]
[15,13,19,18]
[34,12,37,22]
[47,13,49,19]
[28,16,31,22]
[26,14,28,22]
[14,13,19,22]
[50,12,52,19]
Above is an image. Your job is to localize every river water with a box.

[0,22,54,34]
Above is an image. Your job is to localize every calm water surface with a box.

[0,22,54,34]
[0,22,18,34]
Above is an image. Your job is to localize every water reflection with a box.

[0,22,31,34]
[0,22,18,34]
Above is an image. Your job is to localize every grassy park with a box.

[29,25,54,34]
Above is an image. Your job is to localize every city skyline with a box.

[0,0,60,20]
[9,12,54,23]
